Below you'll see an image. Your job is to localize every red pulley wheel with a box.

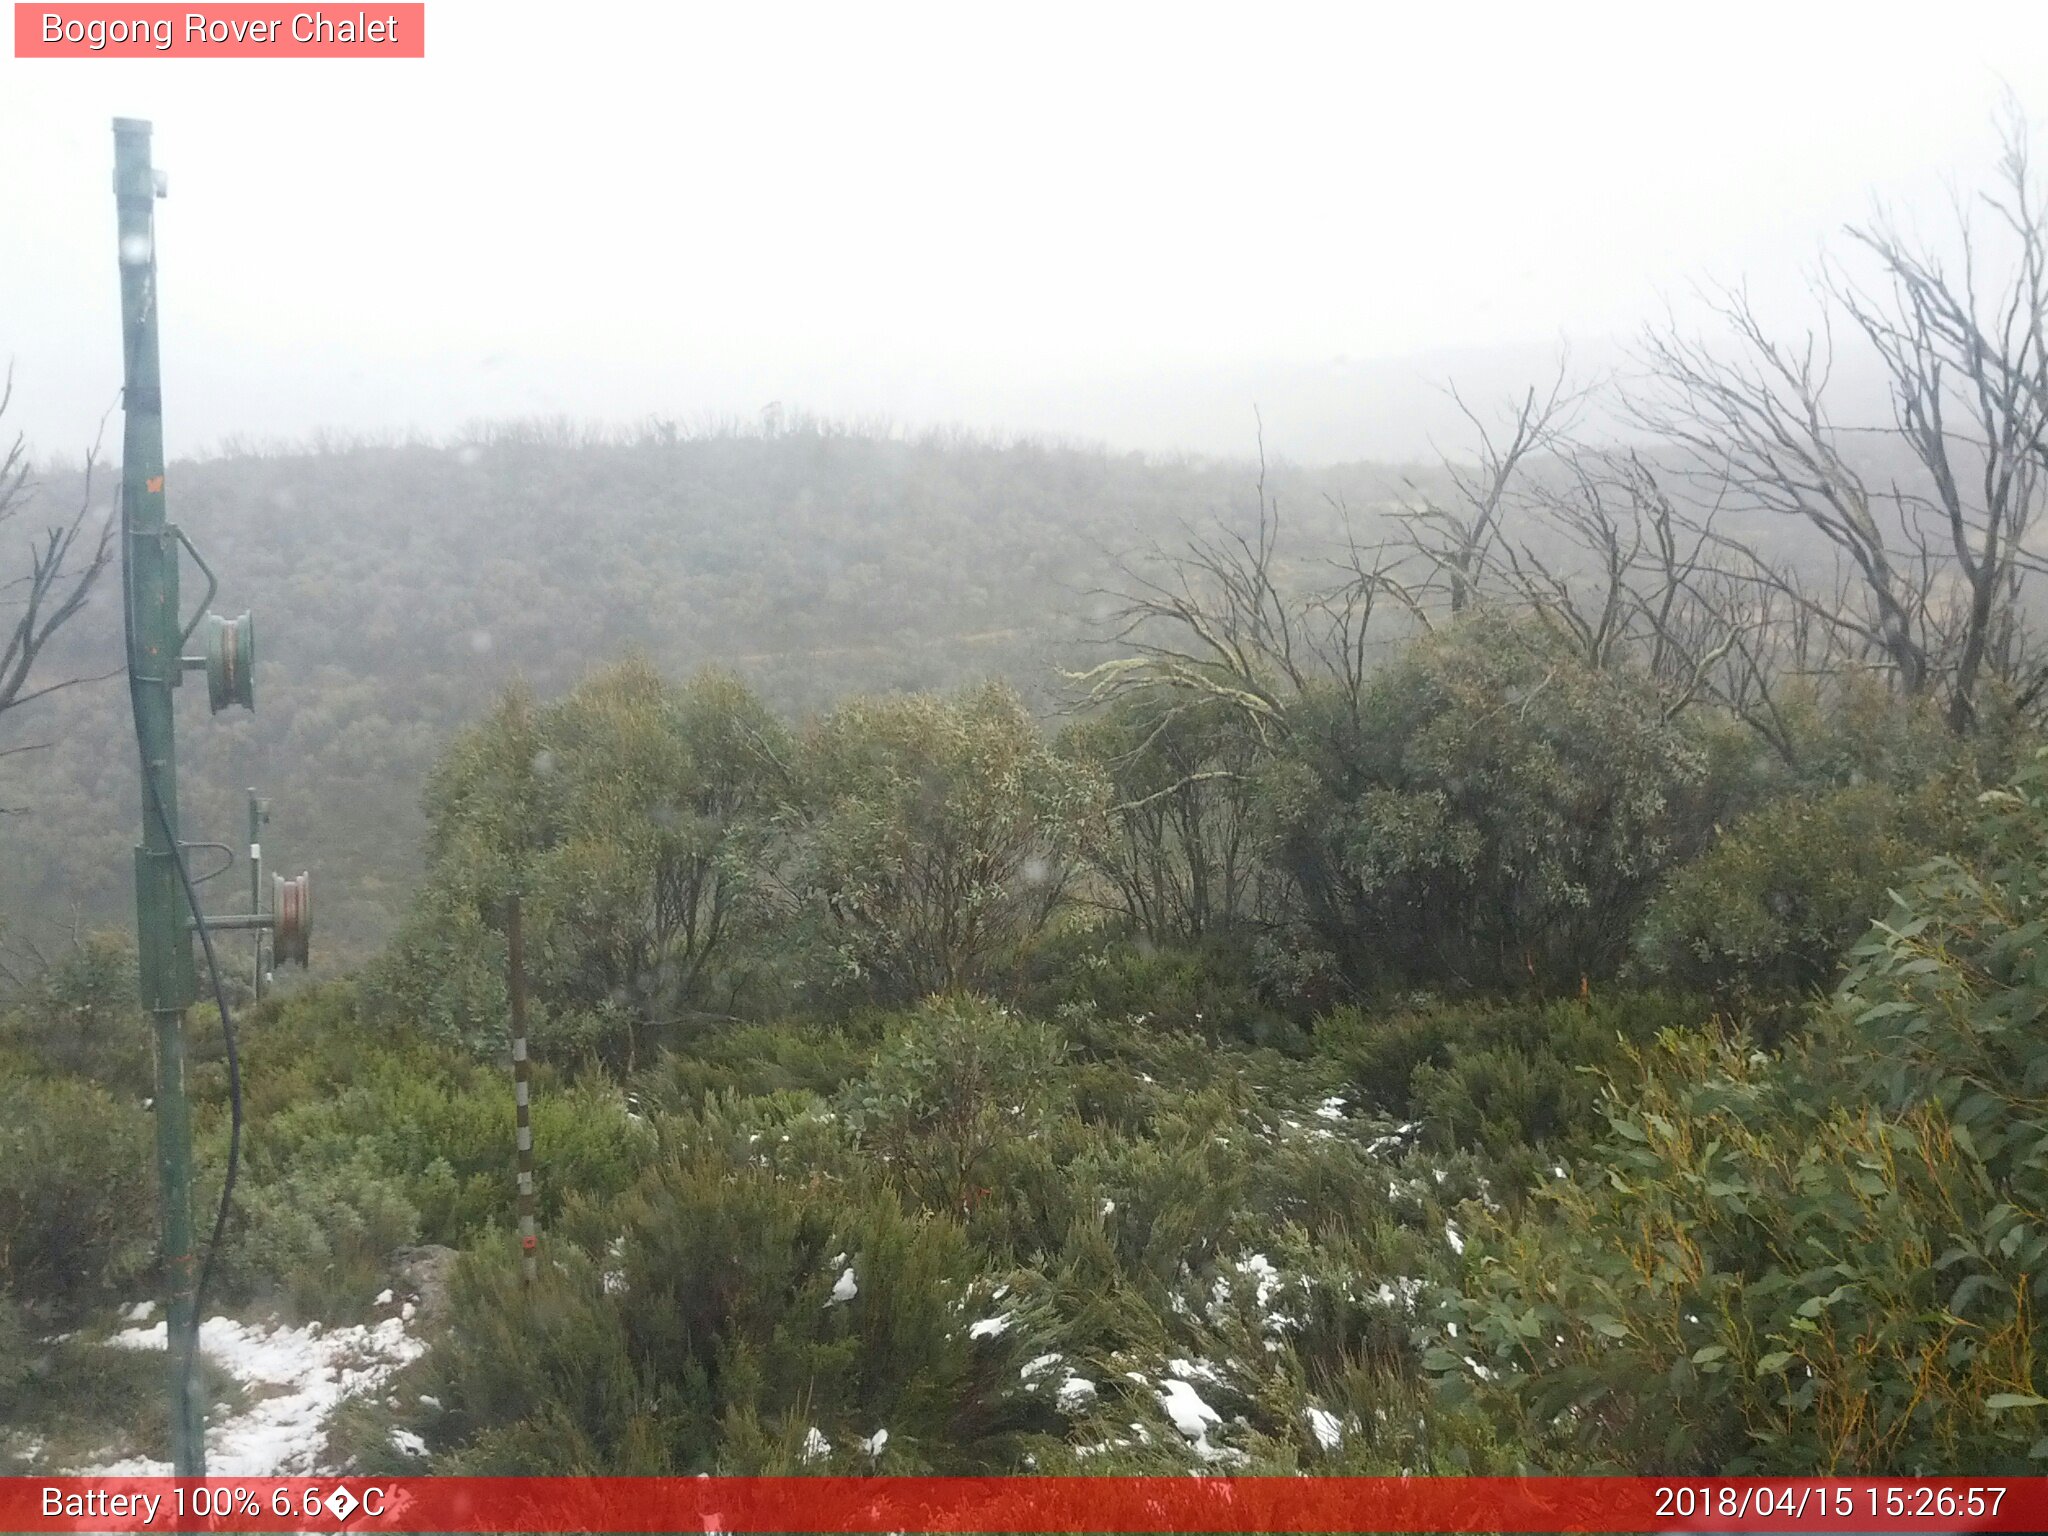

[272,870,311,966]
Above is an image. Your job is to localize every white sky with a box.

[3,0,2047,463]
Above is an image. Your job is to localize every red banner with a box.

[5,1476,2045,1532]
[12,4,424,57]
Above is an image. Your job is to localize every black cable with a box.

[119,474,243,1364]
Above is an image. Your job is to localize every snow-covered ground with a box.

[73,1311,424,1476]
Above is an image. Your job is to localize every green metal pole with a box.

[115,116,206,1479]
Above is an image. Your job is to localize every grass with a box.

[0,1336,246,1472]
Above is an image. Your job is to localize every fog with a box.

[18,5,2048,1488]
[4,0,2048,462]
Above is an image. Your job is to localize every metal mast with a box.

[114,115,206,1479]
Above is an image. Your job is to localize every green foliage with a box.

[842,996,1068,1215]
[1769,675,1978,798]
[1439,750,2048,1473]
[1634,781,1966,1008]
[632,1017,872,1109]
[0,933,150,1095]
[1314,990,1699,1169]
[386,988,1501,1475]
[235,1053,655,1254]
[375,661,790,1065]
[224,1155,421,1320]
[423,1153,1025,1473]
[1439,1033,2039,1473]
[789,683,1106,1002]
[1062,694,1269,944]
[381,672,1110,1039]
[362,889,509,1058]
[1260,613,1710,991]
[199,983,658,1316]
[0,1074,155,1306]
[1023,936,1299,1049]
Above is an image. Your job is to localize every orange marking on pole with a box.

[146,475,164,492]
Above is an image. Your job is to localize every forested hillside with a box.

[0,422,1413,958]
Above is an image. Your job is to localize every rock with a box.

[388,1245,459,1325]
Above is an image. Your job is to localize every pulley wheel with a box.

[273,870,311,966]
[206,611,256,713]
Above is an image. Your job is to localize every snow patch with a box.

[1305,1406,1344,1449]
[1374,1276,1425,1309]
[1056,1376,1098,1413]
[1156,1378,1237,1462]
[602,1236,628,1296]
[1363,1121,1422,1157]
[1237,1253,1281,1307]
[79,1313,424,1475]
[968,1314,1012,1340]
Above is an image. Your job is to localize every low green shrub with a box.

[1313,990,1705,1165]
[222,1155,421,1320]
[1633,782,1965,1009]
[1439,752,2048,1474]
[841,996,1068,1216]
[0,934,151,1097]
[0,1075,155,1306]
[422,1154,1031,1473]
[1022,937,1298,1048]
[632,1018,872,1109]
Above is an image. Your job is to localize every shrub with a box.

[632,1019,872,1110]
[1021,937,1293,1047]
[1439,752,2048,1473]
[1314,990,1705,1176]
[842,997,1068,1215]
[201,982,659,1314]
[0,1075,155,1305]
[422,1156,1032,1473]
[0,933,150,1096]
[787,684,1107,1004]
[1258,614,1710,992]
[224,1157,421,1320]
[1633,782,1965,1008]
[372,664,791,1066]
[238,1055,657,1249]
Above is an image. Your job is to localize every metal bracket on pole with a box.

[189,871,311,962]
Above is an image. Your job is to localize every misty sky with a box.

[4,0,2048,464]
